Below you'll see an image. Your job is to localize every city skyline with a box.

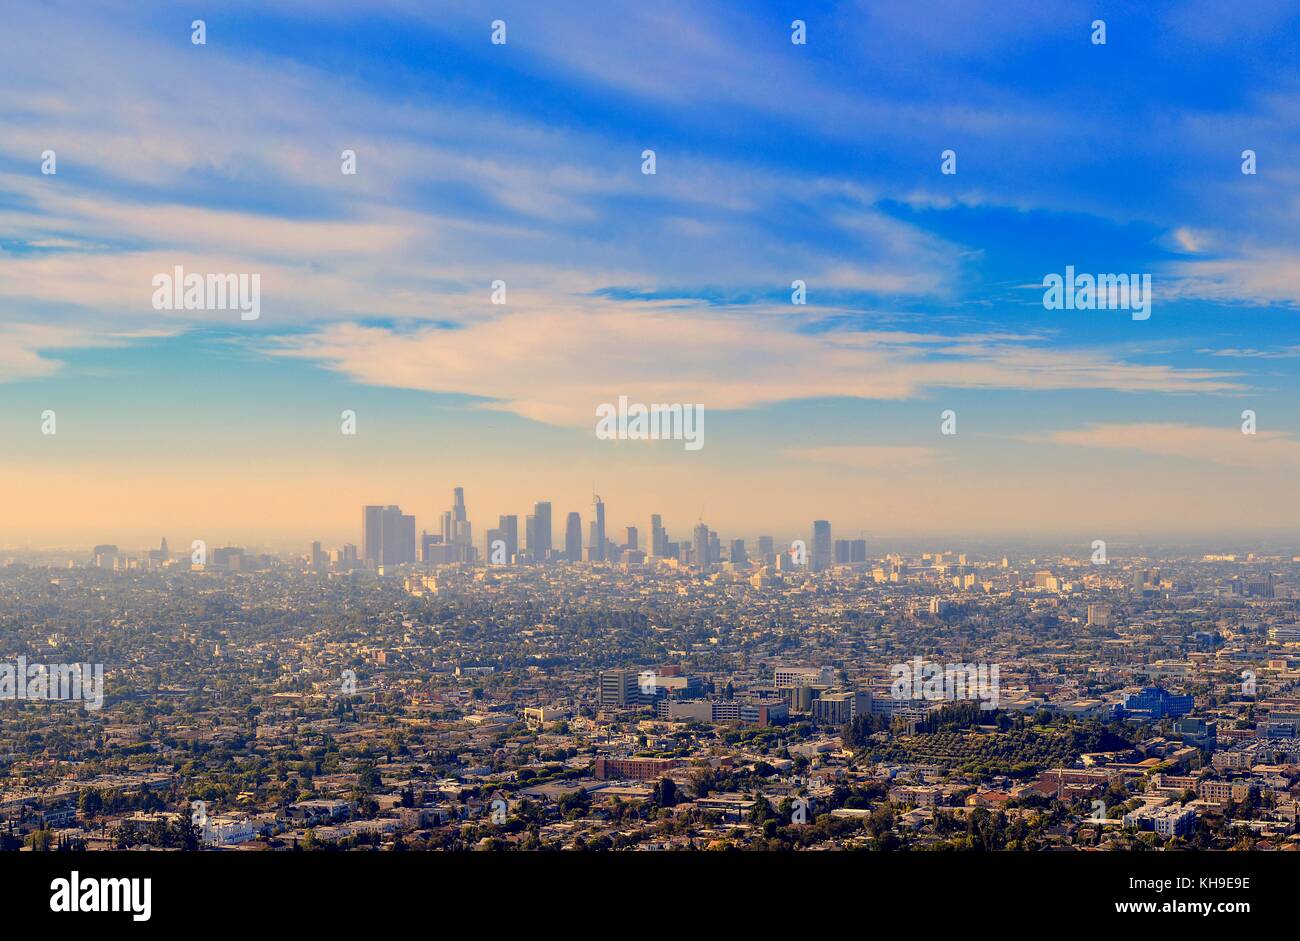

[15,477,1300,561]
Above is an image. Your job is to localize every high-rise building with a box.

[531,502,552,561]
[93,545,119,569]
[650,514,666,557]
[599,670,642,708]
[379,505,416,567]
[448,487,470,546]
[591,495,606,562]
[498,515,518,562]
[436,487,471,554]
[212,546,244,571]
[729,538,747,565]
[1087,603,1112,627]
[310,541,325,571]
[485,527,506,563]
[363,505,383,563]
[624,526,638,551]
[758,535,775,565]
[693,522,711,570]
[564,512,583,561]
[812,520,832,572]
[834,539,866,564]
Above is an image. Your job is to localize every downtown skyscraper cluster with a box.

[356,489,854,574]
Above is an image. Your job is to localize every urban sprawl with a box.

[4,488,1300,852]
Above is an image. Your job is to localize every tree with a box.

[78,788,103,818]
[655,777,677,808]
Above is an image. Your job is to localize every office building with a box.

[834,538,867,564]
[812,520,832,572]
[379,505,416,567]
[591,495,606,562]
[774,665,830,689]
[362,505,383,563]
[650,514,666,557]
[1087,603,1112,627]
[1120,686,1194,720]
[485,527,506,564]
[564,512,583,561]
[498,515,518,562]
[531,501,552,562]
[442,487,471,548]
[599,670,641,708]
[693,522,710,571]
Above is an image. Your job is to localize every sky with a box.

[2,0,1300,551]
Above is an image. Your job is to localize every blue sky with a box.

[2,0,1300,548]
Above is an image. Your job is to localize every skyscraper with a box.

[729,538,747,565]
[565,512,583,561]
[363,505,383,563]
[448,487,470,547]
[812,520,832,572]
[693,522,710,570]
[625,526,638,551]
[364,505,418,568]
[486,527,506,564]
[591,495,606,562]
[498,515,518,562]
[532,501,552,561]
[650,514,666,557]
[380,505,416,567]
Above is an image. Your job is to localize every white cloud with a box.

[0,324,179,382]
[267,303,1242,428]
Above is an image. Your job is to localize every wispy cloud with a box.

[1042,422,1300,470]
[267,303,1242,427]
[0,323,180,382]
